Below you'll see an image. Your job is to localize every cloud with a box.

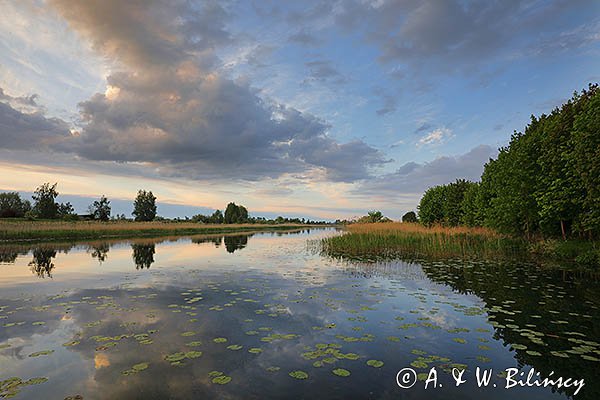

[0,96,72,151]
[372,87,398,116]
[357,144,497,196]
[303,60,347,85]
[417,128,453,147]
[288,31,320,46]
[329,0,600,79]
[23,0,387,183]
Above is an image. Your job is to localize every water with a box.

[0,229,598,399]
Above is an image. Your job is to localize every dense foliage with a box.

[224,202,249,224]
[88,196,111,221]
[418,84,600,240]
[132,190,157,222]
[0,192,31,218]
[401,211,418,223]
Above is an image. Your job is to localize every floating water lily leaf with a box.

[366,360,384,368]
[132,362,149,371]
[227,345,243,351]
[248,348,262,354]
[185,351,203,359]
[212,375,232,385]
[213,337,228,343]
[28,350,54,357]
[332,368,350,377]
[164,352,186,363]
[289,370,308,380]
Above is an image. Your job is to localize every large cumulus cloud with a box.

[356,144,498,196]
[38,0,387,182]
[0,89,71,150]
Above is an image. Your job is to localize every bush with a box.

[575,251,600,269]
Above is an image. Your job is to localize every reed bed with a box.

[0,220,307,242]
[321,222,526,261]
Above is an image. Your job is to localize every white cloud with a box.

[417,127,453,147]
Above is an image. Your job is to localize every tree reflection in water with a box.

[224,235,249,253]
[28,248,57,278]
[89,243,110,264]
[131,243,155,269]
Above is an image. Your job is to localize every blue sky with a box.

[0,0,599,219]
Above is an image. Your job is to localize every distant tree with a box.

[210,210,224,223]
[224,202,248,224]
[367,210,383,223]
[89,196,111,221]
[32,182,59,219]
[238,205,248,222]
[402,211,418,223]
[0,192,31,218]
[57,202,76,219]
[132,190,157,221]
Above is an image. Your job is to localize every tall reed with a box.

[321,222,526,261]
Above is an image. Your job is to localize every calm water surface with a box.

[0,229,598,399]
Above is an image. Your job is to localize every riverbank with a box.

[321,223,599,268]
[0,219,321,242]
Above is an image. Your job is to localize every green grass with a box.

[0,219,316,242]
[322,227,525,262]
[321,223,599,268]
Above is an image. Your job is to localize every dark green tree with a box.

[132,190,157,221]
[32,182,59,219]
[89,196,111,221]
[209,210,224,224]
[0,192,31,218]
[571,85,600,238]
[57,202,76,218]
[224,202,248,223]
[401,211,418,223]
[418,185,447,226]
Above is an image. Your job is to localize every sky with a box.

[0,0,599,220]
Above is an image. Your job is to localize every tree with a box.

[57,202,76,219]
[571,85,600,238]
[224,202,248,224]
[418,185,447,226]
[89,196,111,221]
[209,210,224,224]
[460,182,484,226]
[402,211,418,223]
[132,190,157,221]
[32,183,59,219]
[0,192,31,218]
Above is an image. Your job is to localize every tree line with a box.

[0,185,328,224]
[416,84,600,240]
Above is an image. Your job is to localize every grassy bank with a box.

[321,223,600,268]
[321,223,525,261]
[0,219,316,242]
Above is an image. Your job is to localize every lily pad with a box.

[366,359,384,368]
[289,370,308,380]
[332,368,351,377]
